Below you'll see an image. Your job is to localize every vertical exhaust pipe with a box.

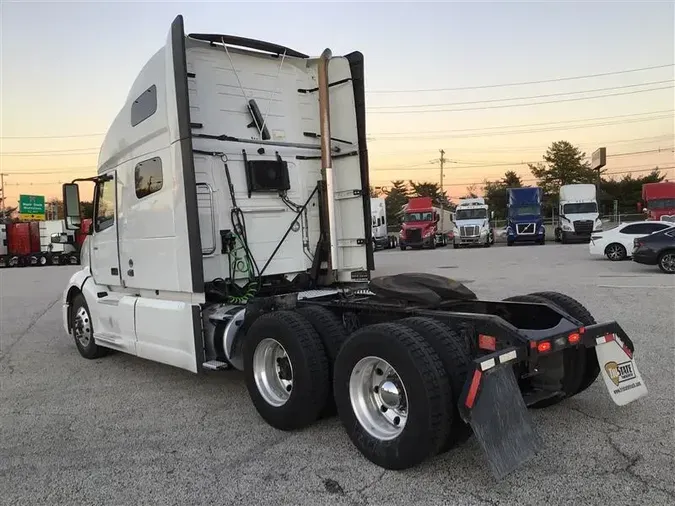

[318,48,338,278]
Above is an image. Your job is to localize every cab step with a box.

[202,360,230,371]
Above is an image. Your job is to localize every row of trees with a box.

[374,140,669,223]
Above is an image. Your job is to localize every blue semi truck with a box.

[506,187,546,246]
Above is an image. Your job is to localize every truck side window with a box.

[131,85,157,127]
[95,177,115,232]
[135,157,163,199]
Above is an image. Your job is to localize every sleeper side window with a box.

[135,157,164,199]
[95,176,115,233]
[131,85,157,127]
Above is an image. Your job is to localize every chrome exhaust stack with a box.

[318,48,338,279]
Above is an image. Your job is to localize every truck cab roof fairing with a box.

[187,33,309,59]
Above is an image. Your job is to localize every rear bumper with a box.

[457,319,638,477]
[631,249,659,265]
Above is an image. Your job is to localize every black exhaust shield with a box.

[459,354,542,479]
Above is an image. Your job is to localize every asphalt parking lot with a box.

[1,243,673,506]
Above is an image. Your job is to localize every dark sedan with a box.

[632,225,675,273]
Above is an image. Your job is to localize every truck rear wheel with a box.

[333,322,451,470]
[296,305,348,416]
[243,310,329,431]
[397,317,473,451]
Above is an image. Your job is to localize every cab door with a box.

[90,170,122,287]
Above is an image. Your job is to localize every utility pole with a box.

[439,149,445,232]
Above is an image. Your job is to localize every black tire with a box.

[453,243,459,249]
[605,243,626,261]
[397,317,473,451]
[296,305,349,416]
[657,250,675,274]
[333,322,451,470]
[502,294,586,408]
[400,245,406,251]
[507,240,514,247]
[243,310,329,431]
[528,291,601,396]
[70,293,109,359]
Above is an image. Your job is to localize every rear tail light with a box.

[537,341,552,353]
[478,334,497,351]
[568,332,581,344]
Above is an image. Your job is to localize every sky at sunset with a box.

[1,0,674,208]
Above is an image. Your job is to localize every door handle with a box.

[111,268,119,275]
[93,247,99,250]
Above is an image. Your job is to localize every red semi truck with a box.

[0,218,91,268]
[399,196,453,249]
[638,182,675,221]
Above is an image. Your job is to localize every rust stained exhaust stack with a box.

[318,48,338,278]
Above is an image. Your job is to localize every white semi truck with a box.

[452,197,494,248]
[554,184,603,243]
[370,197,396,250]
[58,15,648,477]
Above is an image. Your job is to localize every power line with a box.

[0,132,105,140]
[371,134,675,157]
[370,109,674,137]
[368,85,674,115]
[370,147,674,172]
[366,63,675,94]
[368,80,674,110]
[0,149,99,157]
[370,115,673,142]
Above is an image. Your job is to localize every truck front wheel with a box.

[333,322,451,470]
[70,293,109,359]
[243,310,330,431]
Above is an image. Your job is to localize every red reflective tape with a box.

[465,369,483,409]
[605,334,615,342]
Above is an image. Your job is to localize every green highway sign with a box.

[19,194,46,220]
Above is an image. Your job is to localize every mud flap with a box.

[595,333,647,406]
[458,348,542,479]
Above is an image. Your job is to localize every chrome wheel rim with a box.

[73,306,92,347]
[349,356,409,441]
[607,244,624,260]
[253,338,293,407]
[661,253,675,272]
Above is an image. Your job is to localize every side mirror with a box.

[642,208,649,214]
[490,210,495,219]
[62,183,82,230]
[435,215,440,222]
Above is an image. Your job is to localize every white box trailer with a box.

[57,15,648,477]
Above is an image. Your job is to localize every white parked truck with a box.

[58,15,648,477]
[452,197,494,248]
[370,197,396,249]
[555,184,602,243]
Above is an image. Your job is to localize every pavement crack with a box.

[568,406,639,433]
[0,295,62,363]
[607,435,675,500]
[347,469,386,505]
